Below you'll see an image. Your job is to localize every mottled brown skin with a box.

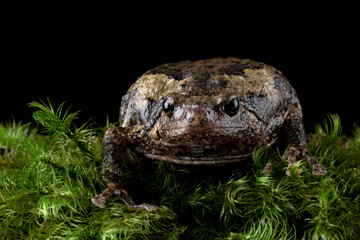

[91,57,327,211]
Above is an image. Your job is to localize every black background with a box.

[2,5,359,136]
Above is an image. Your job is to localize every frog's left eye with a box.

[222,98,239,116]
[163,99,175,116]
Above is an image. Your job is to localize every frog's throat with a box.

[143,153,253,165]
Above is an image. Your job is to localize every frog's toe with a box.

[262,161,273,174]
[141,203,158,212]
[91,195,106,208]
[113,189,158,212]
[262,155,282,175]
[285,146,304,176]
[128,203,159,212]
[312,164,327,175]
[301,149,327,175]
[286,163,303,176]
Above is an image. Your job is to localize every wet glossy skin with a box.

[92,57,327,211]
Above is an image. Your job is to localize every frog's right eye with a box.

[222,98,239,117]
[163,99,175,116]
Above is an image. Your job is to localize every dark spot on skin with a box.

[218,80,228,88]
[218,62,264,77]
[218,64,245,76]
[183,72,192,79]
[147,67,185,80]
[146,97,155,103]
[180,84,187,89]
[259,90,265,98]
[198,72,212,85]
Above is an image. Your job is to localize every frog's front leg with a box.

[282,109,327,176]
[283,109,327,176]
[91,127,158,212]
[263,107,327,176]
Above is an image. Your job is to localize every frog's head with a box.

[120,58,284,164]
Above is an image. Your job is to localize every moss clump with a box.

[0,100,359,239]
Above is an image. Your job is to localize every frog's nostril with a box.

[186,106,209,126]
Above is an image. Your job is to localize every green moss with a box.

[0,100,359,239]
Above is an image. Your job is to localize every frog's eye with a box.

[163,99,175,116]
[222,98,239,116]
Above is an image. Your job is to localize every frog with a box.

[91,57,327,211]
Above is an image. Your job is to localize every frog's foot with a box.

[127,203,159,212]
[262,162,272,174]
[91,183,158,212]
[113,189,158,212]
[286,146,327,176]
[91,183,118,208]
[91,195,106,208]
[262,156,281,174]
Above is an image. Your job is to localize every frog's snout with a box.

[186,105,210,127]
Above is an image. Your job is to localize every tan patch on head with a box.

[129,74,198,101]
[129,74,169,101]
[212,65,280,100]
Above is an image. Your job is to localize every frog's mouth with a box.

[143,153,253,165]
[140,134,277,165]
